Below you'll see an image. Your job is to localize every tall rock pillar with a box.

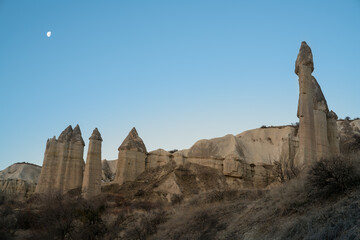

[62,125,85,193]
[35,137,58,193]
[115,127,147,185]
[295,41,340,167]
[82,128,103,199]
[295,41,317,166]
[54,125,73,192]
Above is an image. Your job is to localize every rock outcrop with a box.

[36,125,85,194]
[0,163,41,197]
[295,41,340,167]
[82,128,103,199]
[2,42,347,196]
[146,149,172,169]
[115,127,147,185]
[102,159,117,182]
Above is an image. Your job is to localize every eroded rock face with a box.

[328,111,340,155]
[295,41,339,167]
[36,125,85,194]
[115,128,147,185]
[295,42,318,166]
[0,163,41,197]
[102,159,117,182]
[146,149,172,169]
[82,128,103,199]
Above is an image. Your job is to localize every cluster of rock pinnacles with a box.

[36,42,340,198]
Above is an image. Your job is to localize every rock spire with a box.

[295,41,340,167]
[82,128,103,199]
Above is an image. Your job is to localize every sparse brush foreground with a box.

[1,155,360,239]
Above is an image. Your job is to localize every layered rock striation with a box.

[35,125,85,194]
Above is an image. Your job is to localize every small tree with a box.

[307,157,360,198]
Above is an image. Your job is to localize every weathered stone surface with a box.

[295,41,340,167]
[0,179,36,197]
[146,149,171,169]
[295,41,318,166]
[172,150,188,166]
[82,128,103,199]
[0,163,41,197]
[36,125,85,194]
[188,134,243,160]
[118,127,147,153]
[115,128,147,184]
[102,159,117,182]
[62,125,85,193]
[327,111,340,155]
[36,136,60,193]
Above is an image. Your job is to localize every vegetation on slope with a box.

[1,155,360,240]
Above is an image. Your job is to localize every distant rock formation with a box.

[295,41,340,167]
[146,149,172,169]
[82,128,103,199]
[0,163,41,197]
[115,127,147,184]
[102,159,117,182]
[35,125,85,194]
[3,42,347,196]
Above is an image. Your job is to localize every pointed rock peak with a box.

[58,125,73,142]
[90,128,103,141]
[295,41,314,75]
[129,127,139,138]
[118,127,147,153]
[328,110,338,120]
[73,124,81,134]
[71,124,85,145]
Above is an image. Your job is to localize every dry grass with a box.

[1,158,360,239]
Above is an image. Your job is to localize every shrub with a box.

[124,209,168,239]
[0,206,17,239]
[0,191,5,206]
[307,157,360,199]
[171,194,183,205]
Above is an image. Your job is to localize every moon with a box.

[47,31,51,37]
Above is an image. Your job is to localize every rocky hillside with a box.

[1,119,359,197]
[0,162,41,196]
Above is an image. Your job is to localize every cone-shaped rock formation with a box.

[82,128,103,199]
[115,127,147,184]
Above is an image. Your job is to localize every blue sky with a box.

[0,0,359,169]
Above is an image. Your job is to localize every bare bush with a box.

[307,157,360,198]
[171,194,183,205]
[0,206,17,239]
[124,209,168,240]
